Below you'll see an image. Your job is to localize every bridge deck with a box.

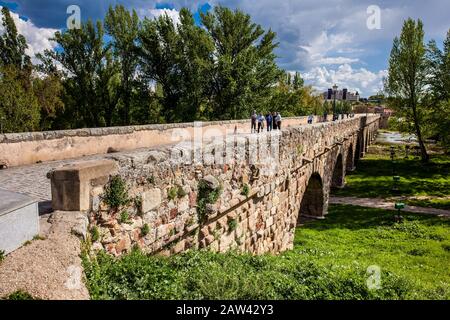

[0,117,367,203]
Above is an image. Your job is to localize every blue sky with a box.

[1,0,449,96]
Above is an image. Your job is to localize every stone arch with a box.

[331,153,344,188]
[346,144,355,171]
[298,173,324,222]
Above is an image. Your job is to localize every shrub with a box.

[91,226,100,242]
[104,176,130,210]
[141,224,150,237]
[228,219,238,232]
[197,180,222,221]
[4,290,36,300]
[177,186,187,198]
[168,187,178,200]
[0,250,4,263]
[147,175,155,185]
[134,196,143,216]
[241,183,250,197]
[118,211,132,225]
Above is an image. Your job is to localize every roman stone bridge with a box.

[0,114,380,256]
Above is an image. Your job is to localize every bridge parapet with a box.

[0,116,323,168]
[46,114,380,256]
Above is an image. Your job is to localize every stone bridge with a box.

[0,114,380,256]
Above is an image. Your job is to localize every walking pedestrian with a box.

[257,113,265,133]
[272,112,277,130]
[266,113,273,131]
[251,110,257,133]
[275,112,282,130]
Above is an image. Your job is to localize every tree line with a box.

[0,5,326,133]
[385,19,450,160]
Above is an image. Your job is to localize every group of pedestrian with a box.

[251,111,282,133]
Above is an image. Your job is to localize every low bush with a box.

[104,176,130,210]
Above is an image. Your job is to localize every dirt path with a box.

[330,196,450,218]
[0,211,90,300]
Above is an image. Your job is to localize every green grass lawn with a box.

[334,144,450,210]
[82,204,450,300]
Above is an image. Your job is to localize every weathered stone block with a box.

[142,188,162,213]
[48,159,117,211]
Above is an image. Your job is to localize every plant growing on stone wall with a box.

[104,176,130,210]
[186,216,196,228]
[228,219,238,232]
[241,183,250,197]
[168,187,178,201]
[118,211,132,224]
[141,224,150,237]
[177,185,187,198]
[168,185,187,200]
[213,230,220,241]
[147,175,155,185]
[196,178,223,222]
[90,226,100,242]
[297,145,304,155]
[0,250,5,263]
[134,196,143,216]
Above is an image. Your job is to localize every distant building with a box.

[323,88,360,102]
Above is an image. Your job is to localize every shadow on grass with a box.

[302,204,450,232]
[335,156,450,199]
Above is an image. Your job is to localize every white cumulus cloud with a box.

[302,64,387,96]
[0,6,58,63]
[139,8,181,25]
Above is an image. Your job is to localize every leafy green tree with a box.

[40,20,114,128]
[385,18,429,162]
[201,6,282,119]
[33,74,64,130]
[0,7,31,71]
[292,72,304,90]
[0,65,40,133]
[0,7,39,133]
[427,29,450,150]
[105,5,140,125]
[139,9,214,122]
[427,29,450,102]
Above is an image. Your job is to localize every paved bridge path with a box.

[0,129,283,202]
[0,143,184,202]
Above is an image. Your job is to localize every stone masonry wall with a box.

[78,115,380,256]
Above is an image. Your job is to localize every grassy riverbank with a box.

[334,144,450,210]
[82,204,450,300]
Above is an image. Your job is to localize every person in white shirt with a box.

[275,113,282,130]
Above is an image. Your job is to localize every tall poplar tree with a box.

[385,18,429,162]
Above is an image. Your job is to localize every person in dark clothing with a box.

[272,112,277,130]
[251,110,257,133]
[266,113,273,131]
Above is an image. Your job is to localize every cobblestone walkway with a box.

[330,196,450,217]
[0,154,107,201]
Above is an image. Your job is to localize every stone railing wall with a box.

[49,114,380,256]
[0,116,324,168]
